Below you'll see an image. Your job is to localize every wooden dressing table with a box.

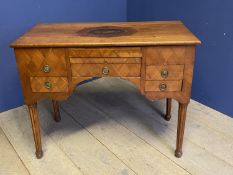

[11,21,200,159]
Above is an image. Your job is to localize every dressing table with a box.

[11,21,201,159]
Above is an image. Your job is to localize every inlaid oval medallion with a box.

[77,26,137,37]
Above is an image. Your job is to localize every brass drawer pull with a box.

[102,66,109,75]
[44,81,52,89]
[161,69,169,78]
[42,65,51,73]
[159,83,167,91]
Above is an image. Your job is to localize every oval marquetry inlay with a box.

[77,26,137,37]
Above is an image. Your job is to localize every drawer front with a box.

[145,46,187,65]
[70,57,141,64]
[145,81,182,92]
[30,77,68,92]
[69,47,142,58]
[146,65,184,80]
[24,48,67,76]
[71,64,141,77]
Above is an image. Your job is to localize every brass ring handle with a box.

[44,81,52,89]
[159,83,167,91]
[161,69,169,78]
[102,66,109,75]
[42,65,51,73]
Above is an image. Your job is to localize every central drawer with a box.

[71,63,141,77]
[70,57,141,77]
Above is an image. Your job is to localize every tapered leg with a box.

[164,98,172,121]
[175,103,188,158]
[27,103,43,159]
[52,100,61,122]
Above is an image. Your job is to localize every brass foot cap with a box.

[54,114,61,122]
[36,151,43,159]
[175,150,182,158]
[164,114,171,121]
[54,117,61,122]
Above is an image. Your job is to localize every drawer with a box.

[70,57,141,64]
[146,65,184,80]
[145,46,188,65]
[69,47,142,58]
[71,63,141,77]
[30,77,68,92]
[25,48,67,76]
[145,81,182,92]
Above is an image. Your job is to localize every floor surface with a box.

[0,78,233,175]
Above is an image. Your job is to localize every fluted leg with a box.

[175,103,188,158]
[28,103,43,159]
[164,98,172,121]
[52,100,61,122]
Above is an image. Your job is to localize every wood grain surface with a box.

[11,21,200,48]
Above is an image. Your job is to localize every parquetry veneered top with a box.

[11,21,201,48]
